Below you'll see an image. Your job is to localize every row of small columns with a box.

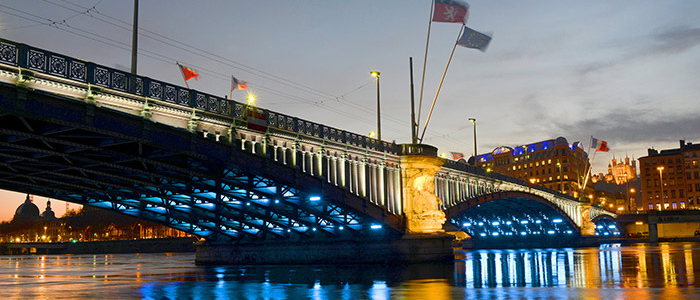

[436,174,497,208]
[238,136,403,216]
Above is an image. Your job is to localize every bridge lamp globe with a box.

[369,131,376,138]
[246,94,256,105]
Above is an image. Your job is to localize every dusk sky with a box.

[1,0,699,221]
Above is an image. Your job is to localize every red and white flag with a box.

[433,0,469,24]
[231,76,247,91]
[178,63,199,81]
[450,152,465,161]
[591,137,610,152]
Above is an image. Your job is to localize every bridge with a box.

[0,39,614,263]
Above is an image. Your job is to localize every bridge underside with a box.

[446,192,580,244]
[0,84,402,242]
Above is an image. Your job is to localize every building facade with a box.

[475,137,591,198]
[639,140,700,211]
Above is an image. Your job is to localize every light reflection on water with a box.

[0,243,699,299]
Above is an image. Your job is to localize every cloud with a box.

[575,26,700,78]
[552,109,700,145]
[645,26,700,56]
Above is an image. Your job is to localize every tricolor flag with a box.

[591,137,610,152]
[433,0,469,24]
[450,152,465,161]
[178,63,199,82]
[231,76,247,91]
[457,26,492,52]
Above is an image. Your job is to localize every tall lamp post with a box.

[657,166,664,210]
[556,159,563,194]
[370,71,381,141]
[469,118,477,166]
[630,188,636,212]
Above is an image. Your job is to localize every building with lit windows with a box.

[639,140,700,211]
[474,137,591,198]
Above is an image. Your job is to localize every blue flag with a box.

[457,26,492,52]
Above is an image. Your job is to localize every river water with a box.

[1,243,700,299]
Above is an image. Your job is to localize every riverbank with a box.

[0,237,197,255]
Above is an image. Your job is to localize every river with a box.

[1,243,700,299]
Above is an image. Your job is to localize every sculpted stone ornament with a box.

[401,154,446,234]
[579,205,596,236]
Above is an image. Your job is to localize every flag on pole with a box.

[591,137,610,152]
[231,76,247,91]
[178,63,199,81]
[457,26,492,52]
[432,0,469,23]
[450,152,465,161]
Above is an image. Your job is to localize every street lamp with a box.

[370,71,381,141]
[657,166,664,209]
[630,188,636,212]
[556,160,563,194]
[469,118,477,166]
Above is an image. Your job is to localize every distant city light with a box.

[552,219,563,223]
[309,196,321,201]
[370,225,382,230]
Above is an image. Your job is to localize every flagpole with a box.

[416,0,434,143]
[230,76,233,100]
[580,136,595,201]
[419,24,465,143]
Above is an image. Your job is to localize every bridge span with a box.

[0,39,614,263]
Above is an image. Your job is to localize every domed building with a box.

[41,200,57,221]
[12,194,40,224]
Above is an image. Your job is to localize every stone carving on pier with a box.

[400,155,446,234]
[578,205,596,236]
